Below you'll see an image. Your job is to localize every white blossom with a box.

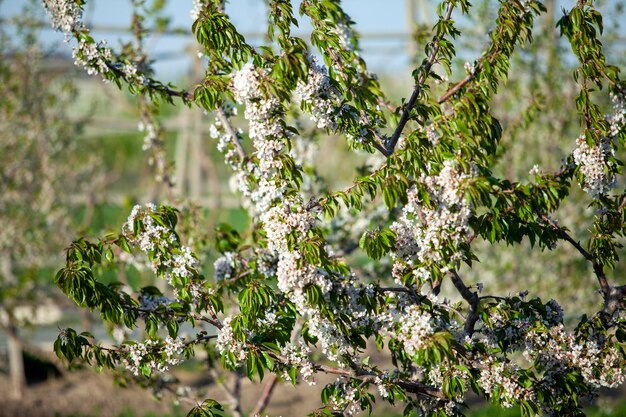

[572,91,625,198]
[190,0,203,20]
[396,305,434,357]
[332,23,354,51]
[124,337,185,376]
[572,135,616,198]
[42,0,84,34]
[215,316,247,366]
[214,252,236,282]
[281,342,317,385]
[295,58,339,130]
[391,159,472,279]
[529,164,541,176]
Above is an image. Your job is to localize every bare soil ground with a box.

[0,353,385,417]
[3,348,624,417]
[0,344,401,417]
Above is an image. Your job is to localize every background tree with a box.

[0,1,104,399]
[39,0,626,416]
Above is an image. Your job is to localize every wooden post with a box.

[189,47,204,200]
[406,0,417,61]
[417,0,430,25]
[544,0,558,78]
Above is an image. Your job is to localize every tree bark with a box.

[7,324,26,400]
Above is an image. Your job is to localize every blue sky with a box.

[2,0,624,81]
[1,0,419,79]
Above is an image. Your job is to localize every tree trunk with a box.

[7,324,25,400]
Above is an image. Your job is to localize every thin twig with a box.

[215,108,248,161]
[540,215,610,297]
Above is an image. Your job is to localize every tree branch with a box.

[384,1,455,156]
[265,350,444,400]
[437,74,473,104]
[249,321,303,416]
[448,270,479,336]
[541,215,610,297]
[215,108,248,162]
[249,375,278,417]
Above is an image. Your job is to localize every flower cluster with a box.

[215,316,247,366]
[296,58,339,130]
[396,305,435,357]
[71,39,112,76]
[124,336,185,376]
[424,124,440,146]
[391,159,472,280]
[122,204,202,300]
[138,121,158,152]
[42,0,83,34]
[44,0,147,84]
[261,201,317,255]
[525,324,626,389]
[374,376,389,398]
[329,379,360,417]
[572,135,616,198]
[477,356,534,408]
[190,0,203,21]
[229,64,291,214]
[43,0,113,77]
[572,91,625,198]
[608,91,625,137]
[258,198,354,360]
[139,294,173,312]
[280,342,316,385]
[208,111,242,169]
[467,298,626,410]
[123,204,178,270]
[213,252,236,282]
[464,61,476,75]
[332,23,355,51]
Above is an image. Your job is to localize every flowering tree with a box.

[43,0,626,416]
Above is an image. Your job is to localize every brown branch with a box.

[249,375,278,417]
[540,215,610,297]
[126,305,223,329]
[315,362,445,399]
[604,285,626,316]
[437,74,473,104]
[384,1,455,156]
[448,271,479,336]
[249,322,303,416]
[264,350,444,400]
[378,286,426,305]
[163,86,193,101]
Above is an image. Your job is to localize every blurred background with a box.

[1,0,626,416]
